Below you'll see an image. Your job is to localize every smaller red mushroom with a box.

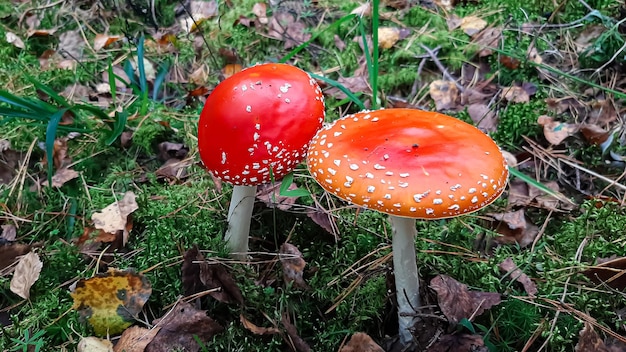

[198,63,325,259]
[307,108,508,347]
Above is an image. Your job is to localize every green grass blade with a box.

[153,61,171,101]
[105,110,128,145]
[45,109,68,187]
[108,61,117,105]
[136,35,147,95]
[26,75,71,108]
[371,0,380,108]
[309,72,366,110]
[0,90,56,113]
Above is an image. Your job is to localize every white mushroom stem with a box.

[224,185,257,260]
[389,215,420,346]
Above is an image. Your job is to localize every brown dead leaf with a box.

[430,275,501,324]
[156,159,193,181]
[488,209,539,247]
[446,14,462,31]
[114,326,160,352]
[101,65,131,93]
[280,243,308,289]
[6,32,25,49]
[10,251,43,299]
[461,16,487,36]
[158,142,189,161]
[91,191,138,246]
[351,2,372,16]
[200,260,244,305]
[222,63,243,79]
[467,103,497,132]
[42,167,79,188]
[429,334,488,352]
[240,314,281,335]
[340,332,384,352]
[499,257,537,296]
[1,224,17,242]
[146,301,223,352]
[256,181,300,211]
[429,80,459,111]
[537,115,579,145]
[281,313,311,352]
[93,34,122,51]
[180,0,219,33]
[267,12,311,49]
[58,30,85,61]
[576,323,610,352]
[501,86,530,103]
[472,27,502,57]
[574,25,605,53]
[77,337,114,352]
[0,243,31,272]
[580,123,611,145]
[0,140,22,185]
[377,27,409,49]
[582,257,626,291]
[307,207,338,237]
[252,2,268,24]
[325,75,372,102]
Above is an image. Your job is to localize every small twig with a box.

[418,44,464,92]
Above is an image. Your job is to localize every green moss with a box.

[492,98,546,148]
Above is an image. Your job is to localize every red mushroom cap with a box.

[307,108,508,219]
[198,63,325,185]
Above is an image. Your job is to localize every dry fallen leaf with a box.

[42,167,79,187]
[240,314,281,335]
[467,103,497,133]
[282,313,311,352]
[71,268,152,336]
[582,257,626,291]
[252,2,268,24]
[340,332,384,352]
[180,0,219,33]
[501,85,530,103]
[0,243,31,272]
[488,209,539,247]
[114,326,160,352]
[280,243,308,289]
[77,337,114,352]
[429,334,488,352]
[575,323,610,352]
[145,301,223,352]
[200,260,244,305]
[10,251,43,299]
[472,27,502,57]
[351,2,372,16]
[1,224,17,242]
[93,34,122,51]
[6,32,25,49]
[460,16,487,36]
[256,181,300,211]
[377,27,409,49]
[499,257,537,296]
[429,80,459,111]
[430,275,501,324]
[267,12,311,49]
[91,191,138,246]
[537,115,579,145]
[0,140,22,185]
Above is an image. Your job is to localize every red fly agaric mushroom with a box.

[198,63,325,259]
[306,108,508,346]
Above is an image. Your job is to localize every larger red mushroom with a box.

[307,108,508,347]
[198,63,325,259]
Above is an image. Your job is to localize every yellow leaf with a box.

[377,27,400,49]
[71,268,152,336]
[460,16,487,36]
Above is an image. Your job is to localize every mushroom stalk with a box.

[224,185,257,260]
[389,215,420,346]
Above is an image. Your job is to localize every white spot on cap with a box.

[255,124,261,130]
[344,176,354,187]
[384,194,391,199]
[413,191,429,202]
[350,164,359,170]
[279,83,291,93]
[450,184,461,191]
[433,198,443,205]
[327,168,337,175]
[334,160,341,167]
[399,173,410,178]
[426,208,434,215]
[383,154,389,160]
[246,105,252,112]
[469,188,477,194]
[367,186,375,193]
[365,173,374,179]
[374,164,385,170]
[448,204,460,211]
[253,132,260,141]
[471,196,478,203]
[334,132,342,137]
[221,152,227,164]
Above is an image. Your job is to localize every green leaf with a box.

[309,73,366,110]
[279,172,311,198]
[105,110,128,145]
[45,109,68,187]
